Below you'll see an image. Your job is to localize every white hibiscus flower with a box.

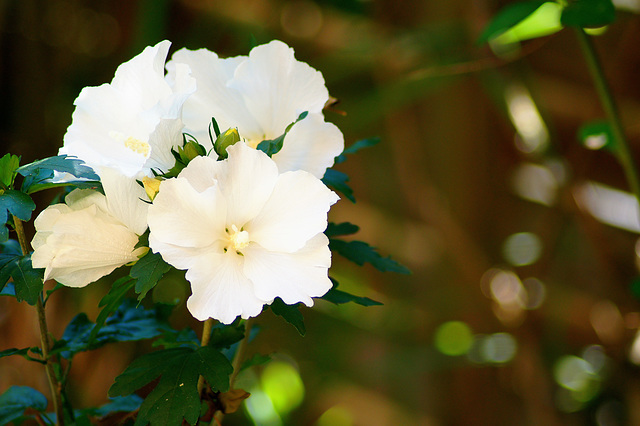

[166,40,344,178]
[31,169,149,287]
[60,40,196,179]
[147,143,339,324]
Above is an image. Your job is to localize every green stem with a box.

[13,216,65,426]
[574,28,640,213]
[197,318,215,395]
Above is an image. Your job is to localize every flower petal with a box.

[247,170,339,252]
[243,233,333,306]
[99,167,149,235]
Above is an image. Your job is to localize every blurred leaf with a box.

[270,298,305,336]
[334,137,380,164]
[561,0,615,28]
[0,190,36,222]
[322,279,382,306]
[578,120,615,151]
[478,0,549,43]
[491,2,564,45]
[209,321,245,349]
[330,239,411,274]
[9,256,44,305]
[109,347,232,426]
[240,353,271,372]
[0,154,20,189]
[322,169,354,202]
[0,347,42,363]
[325,222,360,237]
[0,282,15,297]
[79,395,143,418]
[0,386,48,425]
[218,389,250,414]
[91,277,136,342]
[131,251,171,302]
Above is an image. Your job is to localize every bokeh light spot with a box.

[261,362,305,416]
[434,321,473,356]
[502,232,543,266]
[480,333,517,363]
[316,405,354,426]
[554,355,597,392]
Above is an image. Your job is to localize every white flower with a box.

[166,40,343,178]
[148,143,339,323]
[31,169,149,287]
[60,40,196,179]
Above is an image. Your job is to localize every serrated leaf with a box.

[325,222,360,237]
[0,386,48,425]
[270,298,305,335]
[477,0,549,44]
[0,190,36,222]
[0,153,20,189]
[91,277,136,342]
[335,137,380,164]
[131,251,171,302]
[110,347,232,426]
[10,256,44,305]
[561,0,615,28]
[330,239,410,274]
[322,168,354,202]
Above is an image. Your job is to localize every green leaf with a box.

[0,240,22,294]
[91,277,136,342]
[17,155,99,181]
[152,327,199,350]
[240,353,272,372]
[322,282,382,306]
[270,298,306,335]
[322,168,354,202]
[477,0,549,44]
[256,111,308,157]
[131,251,171,302]
[325,222,360,237]
[10,256,44,305]
[0,386,48,425]
[330,239,411,274]
[0,190,36,222]
[109,347,232,426]
[561,0,615,28]
[209,321,245,349]
[0,282,15,297]
[334,137,380,164]
[0,348,30,359]
[0,154,20,189]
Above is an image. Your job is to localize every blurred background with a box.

[3,0,640,424]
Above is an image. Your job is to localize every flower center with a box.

[109,131,151,157]
[226,224,250,253]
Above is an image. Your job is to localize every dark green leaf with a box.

[561,0,615,28]
[322,288,382,306]
[0,348,30,359]
[477,0,549,43]
[270,298,306,335]
[152,327,199,350]
[334,137,380,164]
[325,222,360,237]
[0,240,22,293]
[322,169,354,202]
[0,386,48,425]
[0,190,36,222]
[17,155,99,181]
[110,347,232,426]
[0,282,15,297]
[0,154,20,189]
[330,239,411,274]
[257,111,308,157]
[23,179,102,195]
[91,277,136,342]
[209,321,245,349]
[131,251,171,302]
[10,256,44,305]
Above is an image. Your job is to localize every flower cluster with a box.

[31,40,342,324]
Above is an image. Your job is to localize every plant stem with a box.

[197,318,215,395]
[13,216,64,426]
[574,28,640,214]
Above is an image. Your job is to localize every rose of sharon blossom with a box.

[31,170,149,287]
[61,40,195,179]
[166,40,343,178]
[148,143,339,323]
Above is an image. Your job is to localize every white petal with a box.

[148,176,227,248]
[99,168,149,235]
[247,170,339,252]
[228,40,329,139]
[273,113,344,178]
[176,155,222,192]
[186,251,266,323]
[243,233,333,306]
[144,118,185,175]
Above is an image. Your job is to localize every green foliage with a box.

[209,321,246,349]
[0,153,20,189]
[334,137,380,164]
[257,111,308,157]
[322,279,382,306]
[322,168,354,202]
[109,347,233,426]
[91,277,136,342]
[0,255,44,305]
[477,0,549,43]
[561,0,615,28]
[241,353,272,371]
[0,240,22,294]
[153,327,200,350]
[131,251,171,302]
[325,221,360,237]
[0,347,42,363]
[0,386,48,425]
[16,155,100,194]
[57,299,169,359]
[270,298,306,335]
[0,189,36,222]
[329,239,410,274]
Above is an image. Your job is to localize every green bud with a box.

[214,128,241,159]
[182,141,206,161]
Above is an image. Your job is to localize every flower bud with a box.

[214,128,241,159]
[142,176,162,201]
[182,140,206,161]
